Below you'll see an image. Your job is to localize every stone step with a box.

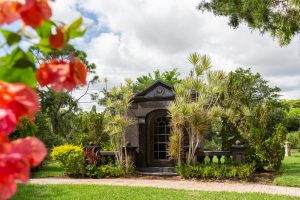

[137,167,176,173]
[137,171,177,176]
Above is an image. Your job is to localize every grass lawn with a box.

[31,160,65,178]
[12,184,299,200]
[273,149,300,187]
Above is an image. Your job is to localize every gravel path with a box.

[29,178,300,197]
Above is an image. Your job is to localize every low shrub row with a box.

[176,163,255,180]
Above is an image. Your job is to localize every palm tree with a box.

[104,79,136,171]
[168,53,226,165]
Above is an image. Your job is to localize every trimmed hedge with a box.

[176,164,255,180]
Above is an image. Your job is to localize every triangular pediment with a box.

[134,80,175,101]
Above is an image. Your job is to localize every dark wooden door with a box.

[147,110,174,167]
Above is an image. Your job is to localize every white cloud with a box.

[51,0,300,110]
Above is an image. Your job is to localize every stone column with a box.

[123,146,137,166]
[137,117,147,167]
[231,140,245,165]
[285,141,291,157]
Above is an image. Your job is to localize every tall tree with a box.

[220,68,287,170]
[198,0,300,45]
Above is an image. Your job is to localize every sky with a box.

[50,0,300,111]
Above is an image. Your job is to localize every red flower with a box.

[49,26,65,49]
[0,82,40,136]
[0,136,47,200]
[0,176,16,200]
[0,109,16,135]
[36,58,87,92]
[19,0,52,28]
[0,1,22,25]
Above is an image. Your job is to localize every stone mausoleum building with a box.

[126,80,175,169]
[123,80,245,173]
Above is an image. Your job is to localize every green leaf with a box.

[68,29,86,39]
[69,17,83,30]
[0,47,35,70]
[0,29,21,46]
[66,17,86,40]
[36,21,53,38]
[12,57,35,69]
[36,38,52,53]
[0,67,36,87]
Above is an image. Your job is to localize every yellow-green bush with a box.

[51,144,84,175]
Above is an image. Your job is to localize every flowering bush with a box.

[0,0,88,199]
[51,144,84,176]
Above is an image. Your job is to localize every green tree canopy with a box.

[198,0,300,45]
[132,69,181,92]
[282,99,300,131]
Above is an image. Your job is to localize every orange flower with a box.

[36,58,87,92]
[62,58,87,92]
[0,82,40,136]
[49,26,65,49]
[0,1,22,25]
[19,0,52,28]
[0,136,47,200]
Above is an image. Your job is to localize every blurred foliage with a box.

[286,131,300,148]
[10,118,38,140]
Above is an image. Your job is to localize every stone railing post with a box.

[123,146,137,165]
[285,141,291,157]
[231,140,245,165]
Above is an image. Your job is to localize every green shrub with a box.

[245,123,287,171]
[51,144,84,176]
[84,164,132,178]
[84,164,98,178]
[97,165,125,178]
[286,131,300,148]
[176,164,255,180]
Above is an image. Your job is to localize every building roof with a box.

[133,80,175,102]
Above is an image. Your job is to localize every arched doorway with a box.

[147,110,174,167]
